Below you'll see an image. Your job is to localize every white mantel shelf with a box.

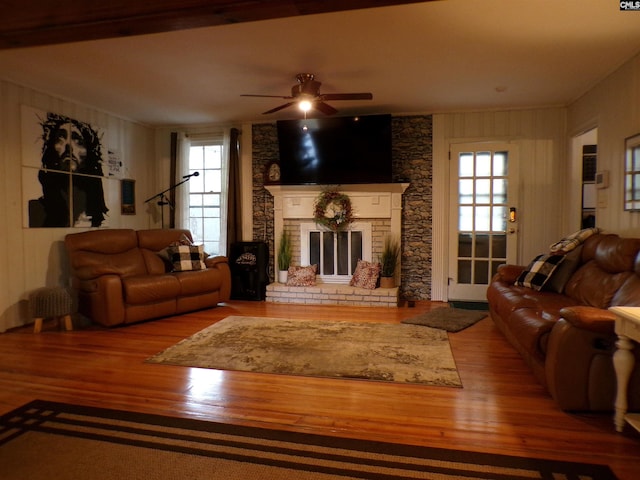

[265,183,409,221]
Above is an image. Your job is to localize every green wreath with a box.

[313,189,354,231]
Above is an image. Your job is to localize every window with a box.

[456,150,509,285]
[187,142,223,255]
[625,133,640,211]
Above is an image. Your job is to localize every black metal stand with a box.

[144,176,193,228]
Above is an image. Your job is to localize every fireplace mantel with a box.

[265,183,409,220]
[265,183,409,279]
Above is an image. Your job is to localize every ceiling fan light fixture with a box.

[298,100,312,112]
[241,73,373,115]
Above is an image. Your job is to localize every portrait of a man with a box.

[28,112,109,227]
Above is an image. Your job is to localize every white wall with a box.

[568,53,640,236]
[0,79,156,332]
[431,107,568,300]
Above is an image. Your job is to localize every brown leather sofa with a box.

[487,233,640,411]
[65,229,231,327]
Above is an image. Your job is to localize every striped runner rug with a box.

[0,400,617,479]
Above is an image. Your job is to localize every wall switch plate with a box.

[595,170,609,189]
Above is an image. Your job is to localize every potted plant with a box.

[277,229,293,283]
[379,235,400,288]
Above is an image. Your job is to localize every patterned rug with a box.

[146,316,462,387]
[0,400,618,480]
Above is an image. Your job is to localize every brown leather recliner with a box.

[65,228,231,327]
[487,233,640,411]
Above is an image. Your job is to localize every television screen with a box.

[276,114,392,185]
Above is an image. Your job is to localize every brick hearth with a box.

[266,282,398,307]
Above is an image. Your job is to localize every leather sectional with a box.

[487,233,640,411]
[65,228,231,327]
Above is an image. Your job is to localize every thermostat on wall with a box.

[595,170,609,189]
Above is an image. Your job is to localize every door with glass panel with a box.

[448,143,519,301]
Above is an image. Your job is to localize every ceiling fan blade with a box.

[262,102,295,114]
[321,93,373,101]
[314,101,338,115]
[241,94,294,99]
[246,73,372,115]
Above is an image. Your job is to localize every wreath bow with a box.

[313,189,354,231]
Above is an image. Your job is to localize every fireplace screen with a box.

[301,222,371,283]
[309,230,363,276]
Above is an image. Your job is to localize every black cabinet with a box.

[229,241,269,301]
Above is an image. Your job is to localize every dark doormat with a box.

[449,300,489,311]
[401,307,488,332]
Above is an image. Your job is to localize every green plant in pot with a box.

[379,235,400,288]
[277,229,293,283]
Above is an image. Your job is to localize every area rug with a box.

[0,400,618,480]
[401,307,488,332]
[146,315,462,387]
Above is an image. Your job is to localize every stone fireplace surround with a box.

[265,183,408,306]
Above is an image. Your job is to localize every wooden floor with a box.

[1,300,639,478]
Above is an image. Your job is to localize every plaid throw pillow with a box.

[549,227,600,254]
[168,244,206,272]
[156,234,196,262]
[515,254,565,291]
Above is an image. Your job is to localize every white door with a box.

[448,142,519,301]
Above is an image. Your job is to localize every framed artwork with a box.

[264,160,281,184]
[624,133,640,211]
[107,147,124,178]
[21,106,113,227]
[121,179,136,215]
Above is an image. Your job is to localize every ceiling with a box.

[1,0,640,126]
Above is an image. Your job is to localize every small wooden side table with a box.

[609,306,640,433]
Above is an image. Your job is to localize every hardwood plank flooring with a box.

[1,300,638,478]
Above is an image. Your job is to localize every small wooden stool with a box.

[29,287,74,333]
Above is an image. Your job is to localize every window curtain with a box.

[226,127,242,254]
[218,130,230,256]
[175,132,191,230]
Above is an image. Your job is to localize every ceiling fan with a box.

[241,73,373,115]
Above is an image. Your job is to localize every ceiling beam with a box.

[0,0,430,49]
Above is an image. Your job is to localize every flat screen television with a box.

[276,114,392,185]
